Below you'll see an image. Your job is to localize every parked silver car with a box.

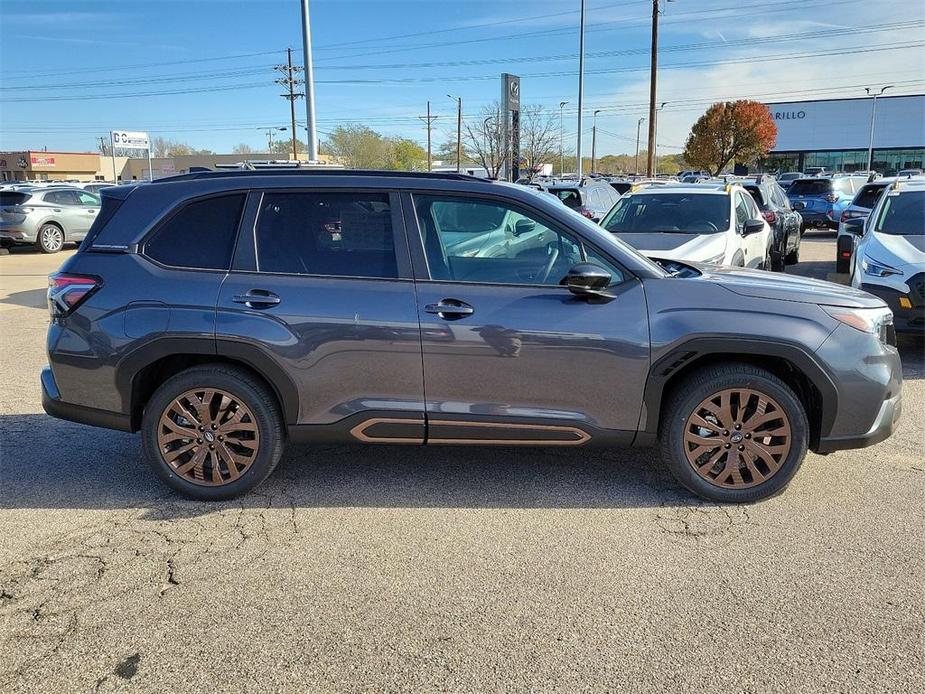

[0,187,100,253]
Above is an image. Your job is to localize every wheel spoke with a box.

[743,410,784,432]
[689,413,722,433]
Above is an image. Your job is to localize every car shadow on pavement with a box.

[0,288,48,310]
[0,413,691,514]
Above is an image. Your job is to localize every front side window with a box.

[255,192,397,278]
[735,193,751,229]
[77,192,100,206]
[413,195,617,286]
[602,193,731,234]
[144,194,245,270]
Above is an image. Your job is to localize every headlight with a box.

[702,252,726,265]
[862,256,902,277]
[822,305,894,343]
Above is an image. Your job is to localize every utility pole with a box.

[447,95,463,173]
[418,101,438,171]
[559,101,568,174]
[300,0,318,161]
[865,85,893,171]
[591,109,601,173]
[576,0,586,177]
[635,117,645,174]
[653,102,667,176]
[275,48,305,161]
[646,0,660,176]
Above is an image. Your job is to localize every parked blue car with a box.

[786,176,867,230]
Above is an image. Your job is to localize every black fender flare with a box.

[638,336,838,445]
[115,337,300,426]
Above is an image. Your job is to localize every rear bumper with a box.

[0,228,33,242]
[41,366,132,432]
[816,392,902,453]
[860,283,925,334]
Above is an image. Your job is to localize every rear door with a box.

[216,189,425,438]
[406,191,650,444]
[43,190,87,235]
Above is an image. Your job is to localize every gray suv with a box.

[42,171,902,503]
[0,187,101,252]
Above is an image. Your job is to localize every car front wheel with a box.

[659,363,808,503]
[141,364,285,500]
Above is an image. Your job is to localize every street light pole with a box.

[653,102,667,176]
[591,109,601,173]
[576,0,587,177]
[300,0,319,161]
[635,117,645,175]
[866,85,893,171]
[559,101,568,174]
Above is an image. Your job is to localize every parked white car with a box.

[848,178,925,334]
[599,183,772,269]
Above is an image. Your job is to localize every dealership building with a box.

[762,94,925,174]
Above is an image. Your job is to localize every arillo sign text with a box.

[773,110,806,121]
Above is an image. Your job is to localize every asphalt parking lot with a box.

[1,235,923,693]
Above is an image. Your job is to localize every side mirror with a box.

[743,219,765,236]
[564,263,612,298]
[513,218,536,237]
[844,217,865,235]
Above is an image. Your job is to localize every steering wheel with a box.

[686,220,719,232]
[538,246,560,284]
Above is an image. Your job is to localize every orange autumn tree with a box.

[683,100,777,175]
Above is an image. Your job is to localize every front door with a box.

[407,192,650,445]
[216,189,425,441]
[735,191,765,267]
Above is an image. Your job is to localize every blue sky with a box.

[1,0,923,157]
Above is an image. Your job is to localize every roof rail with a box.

[153,169,493,184]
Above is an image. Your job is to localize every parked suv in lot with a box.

[599,183,772,269]
[0,187,101,252]
[43,171,902,503]
[743,176,803,271]
[546,179,620,222]
[787,175,865,230]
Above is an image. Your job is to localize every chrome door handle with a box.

[232,290,281,308]
[425,299,474,319]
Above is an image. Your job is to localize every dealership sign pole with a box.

[111,130,152,181]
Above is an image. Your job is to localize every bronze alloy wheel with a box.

[682,387,792,489]
[156,388,260,486]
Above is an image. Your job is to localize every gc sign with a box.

[111,130,150,149]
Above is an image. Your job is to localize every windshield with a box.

[874,191,924,235]
[601,193,730,233]
[853,184,888,210]
[788,180,833,196]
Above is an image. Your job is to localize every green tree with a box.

[389,137,427,171]
[324,125,393,169]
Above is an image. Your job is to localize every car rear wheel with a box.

[785,245,800,265]
[36,223,64,253]
[141,364,284,500]
[659,363,808,503]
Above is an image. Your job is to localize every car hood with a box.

[696,265,885,308]
[617,232,725,260]
[869,232,925,267]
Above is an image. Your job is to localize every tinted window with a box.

[854,184,887,210]
[550,188,582,208]
[735,193,751,228]
[610,182,632,195]
[602,193,730,234]
[0,192,31,205]
[744,185,766,207]
[414,195,619,286]
[875,191,924,236]
[44,190,81,205]
[255,192,396,278]
[788,180,833,196]
[145,194,245,270]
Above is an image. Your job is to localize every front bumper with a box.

[860,281,925,334]
[817,392,902,453]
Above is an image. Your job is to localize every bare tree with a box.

[464,102,506,179]
[520,105,558,176]
[232,143,256,154]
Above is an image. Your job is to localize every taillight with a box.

[840,210,864,222]
[761,210,777,224]
[577,207,594,219]
[824,193,839,203]
[48,272,100,318]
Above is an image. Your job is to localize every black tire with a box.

[141,364,284,501]
[785,245,800,265]
[36,223,64,253]
[658,363,809,503]
[770,243,786,271]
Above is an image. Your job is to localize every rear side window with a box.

[788,180,833,196]
[854,184,887,210]
[552,188,582,208]
[744,185,765,207]
[144,194,245,270]
[0,192,31,205]
[255,192,396,278]
[79,195,123,250]
[45,190,81,206]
